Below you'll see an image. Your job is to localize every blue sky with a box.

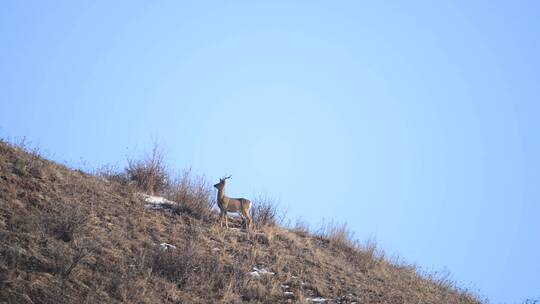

[1,1,539,302]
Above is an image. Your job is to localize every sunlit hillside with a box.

[0,139,482,303]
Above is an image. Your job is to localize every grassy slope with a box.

[0,141,482,304]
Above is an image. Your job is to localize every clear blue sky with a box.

[1,1,539,302]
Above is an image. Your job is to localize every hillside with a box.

[0,140,482,304]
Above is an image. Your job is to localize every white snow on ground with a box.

[160,243,176,250]
[284,291,294,296]
[247,267,275,277]
[140,193,176,210]
[307,298,328,303]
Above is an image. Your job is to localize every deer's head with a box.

[214,175,232,190]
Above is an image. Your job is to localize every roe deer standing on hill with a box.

[214,175,253,230]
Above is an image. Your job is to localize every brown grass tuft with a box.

[251,195,281,229]
[164,169,214,221]
[35,204,89,243]
[125,144,168,195]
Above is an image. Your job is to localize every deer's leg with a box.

[240,215,246,230]
[241,209,251,231]
[220,210,224,228]
[246,211,253,231]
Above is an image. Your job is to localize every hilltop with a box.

[0,140,482,303]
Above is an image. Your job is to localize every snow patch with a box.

[307,298,327,303]
[160,243,176,250]
[140,193,176,210]
[247,267,275,277]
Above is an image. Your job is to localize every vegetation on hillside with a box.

[0,139,483,303]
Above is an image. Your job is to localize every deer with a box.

[213,175,253,230]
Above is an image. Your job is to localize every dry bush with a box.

[36,204,89,243]
[126,145,168,195]
[104,253,157,303]
[251,195,282,229]
[98,146,214,221]
[316,220,380,272]
[6,136,47,179]
[286,217,311,237]
[0,237,97,304]
[146,225,244,300]
[164,169,214,221]
[49,239,97,284]
[241,279,275,302]
[316,220,358,249]
[147,239,202,286]
[95,164,130,185]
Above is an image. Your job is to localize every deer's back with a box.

[223,197,251,211]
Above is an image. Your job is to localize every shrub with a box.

[164,169,214,221]
[95,164,130,185]
[125,145,168,195]
[100,145,214,221]
[316,220,381,272]
[286,217,311,237]
[251,195,281,229]
[36,204,89,242]
[146,225,242,296]
[50,239,97,283]
[316,220,357,250]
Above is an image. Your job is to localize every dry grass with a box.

[251,195,282,229]
[125,144,168,195]
[97,149,214,222]
[95,164,130,185]
[35,203,89,243]
[0,139,485,304]
[164,169,214,221]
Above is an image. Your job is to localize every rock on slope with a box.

[0,140,482,304]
